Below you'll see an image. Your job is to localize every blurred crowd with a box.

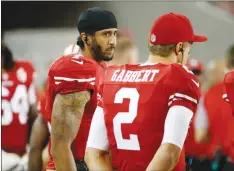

[1,7,234,171]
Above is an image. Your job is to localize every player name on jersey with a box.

[111,69,159,82]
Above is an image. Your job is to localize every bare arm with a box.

[146,143,180,171]
[51,91,90,171]
[27,104,38,143]
[28,115,49,171]
[85,148,113,171]
[85,106,112,170]
[194,96,210,143]
[147,106,193,171]
[195,129,210,143]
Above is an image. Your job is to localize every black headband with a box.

[77,7,118,34]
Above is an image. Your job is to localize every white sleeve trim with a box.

[161,106,193,149]
[86,106,109,151]
[194,96,209,129]
[168,93,197,106]
[223,93,230,102]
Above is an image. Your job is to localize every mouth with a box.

[107,47,115,52]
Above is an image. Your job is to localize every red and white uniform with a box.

[2,60,37,156]
[204,82,234,162]
[87,63,201,171]
[44,54,106,170]
[223,71,234,114]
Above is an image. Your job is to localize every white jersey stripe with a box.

[223,94,230,102]
[222,94,228,99]
[54,76,95,82]
[169,93,197,104]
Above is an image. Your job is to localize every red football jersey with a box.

[207,83,234,162]
[2,60,36,156]
[100,63,201,171]
[44,54,105,170]
[223,71,234,114]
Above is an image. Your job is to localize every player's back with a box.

[2,60,36,156]
[101,63,200,171]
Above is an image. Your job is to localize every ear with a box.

[175,42,183,55]
[80,33,86,43]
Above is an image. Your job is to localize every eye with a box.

[104,32,111,37]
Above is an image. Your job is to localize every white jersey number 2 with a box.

[113,88,140,151]
[2,85,29,126]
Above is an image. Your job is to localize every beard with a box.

[90,39,114,62]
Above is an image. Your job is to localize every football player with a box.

[1,42,37,170]
[44,7,118,171]
[223,44,234,114]
[85,13,207,171]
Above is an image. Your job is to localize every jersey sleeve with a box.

[223,71,234,114]
[49,56,96,94]
[45,55,96,114]
[168,64,201,114]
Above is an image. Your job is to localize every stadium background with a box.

[2,1,234,86]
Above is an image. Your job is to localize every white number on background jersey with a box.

[113,88,140,150]
[2,85,29,126]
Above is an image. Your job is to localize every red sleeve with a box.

[45,55,97,114]
[223,71,234,114]
[168,64,201,114]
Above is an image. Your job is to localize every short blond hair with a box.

[116,37,135,52]
[148,43,176,57]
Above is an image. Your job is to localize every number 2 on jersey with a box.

[113,88,140,151]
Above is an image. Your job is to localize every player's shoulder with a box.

[168,63,200,89]
[49,54,98,76]
[224,71,234,84]
[171,63,198,81]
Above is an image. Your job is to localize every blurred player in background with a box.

[194,59,234,171]
[223,44,234,114]
[184,58,214,171]
[43,7,118,171]
[1,42,37,170]
[28,82,50,171]
[63,43,81,56]
[85,12,207,171]
[107,29,139,66]
[222,44,234,171]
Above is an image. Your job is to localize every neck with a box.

[81,48,94,60]
[145,54,177,64]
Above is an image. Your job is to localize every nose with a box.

[109,34,117,46]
